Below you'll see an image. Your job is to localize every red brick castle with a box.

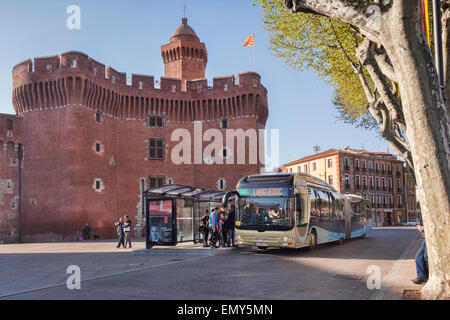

[0,18,268,243]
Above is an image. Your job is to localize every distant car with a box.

[405,219,421,226]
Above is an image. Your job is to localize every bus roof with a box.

[239,172,337,193]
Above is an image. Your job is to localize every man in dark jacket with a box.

[225,209,236,247]
[81,223,91,241]
[115,218,125,248]
[200,210,210,247]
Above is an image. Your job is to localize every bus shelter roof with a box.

[145,184,228,202]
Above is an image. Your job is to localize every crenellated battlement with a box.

[11,52,268,124]
[13,52,263,94]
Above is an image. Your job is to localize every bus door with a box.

[295,193,308,242]
[343,198,352,240]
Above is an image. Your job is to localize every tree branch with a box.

[285,0,382,42]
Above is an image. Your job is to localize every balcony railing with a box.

[382,186,386,191]
[375,169,379,174]
[381,170,385,174]
[388,187,392,192]
[369,169,374,173]
[345,183,351,189]
[398,204,403,209]
[387,170,392,175]
[355,166,360,172]
[396,171,401,177]
[363,185,367,190]
[355,184,361,190]
[344,165,350,171]
[362,167,367,172]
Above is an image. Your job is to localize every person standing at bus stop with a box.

[225,208,236,247]
[209,207,219,249]
[201,210,210,247]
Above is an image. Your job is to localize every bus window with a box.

[309,188,319,223]
[317,190,331,222]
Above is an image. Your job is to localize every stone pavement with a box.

[0,227,427,300]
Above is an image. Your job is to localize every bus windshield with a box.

[237,197,294,230]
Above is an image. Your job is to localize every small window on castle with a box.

[222,148,228,158]
[172,85,177,93]
[149,175,167,188]
[139,81,144,90]
[167,178,174,185]
[72,59,77,69]
[148,116,165,128]
[95,143,101,153]
[96,181,101,190]
[148,138,165,160]
[95,111,102,123]
[217,178,226,191]
[224,84,228,92]
[47,65,52,73]
[253,80,258,88]
[111,76,116,84]
[93,68,97,76]
[6,119,13,130]
[197,85,202,93]
[221,119,228,129]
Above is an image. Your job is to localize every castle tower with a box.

[161,18,208,82]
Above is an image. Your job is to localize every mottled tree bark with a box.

[286,0,450,299]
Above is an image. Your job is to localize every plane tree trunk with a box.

[285,0,450,299]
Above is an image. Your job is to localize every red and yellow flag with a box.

[242,34,255,47]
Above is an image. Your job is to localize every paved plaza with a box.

[0,227,424,300]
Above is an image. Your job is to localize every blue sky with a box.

[0,0,391,166]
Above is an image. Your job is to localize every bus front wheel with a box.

[308,231,317,251]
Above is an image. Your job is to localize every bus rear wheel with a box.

[308,231,317,251]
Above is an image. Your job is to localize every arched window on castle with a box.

[72,59,77,69]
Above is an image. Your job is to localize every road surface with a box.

[0,227,423,300]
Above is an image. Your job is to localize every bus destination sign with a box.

[239,187,289,197]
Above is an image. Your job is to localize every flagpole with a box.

[253,33,256,72]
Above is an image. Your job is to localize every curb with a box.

[132,247,241,256]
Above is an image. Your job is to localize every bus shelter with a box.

[144,184,235,249]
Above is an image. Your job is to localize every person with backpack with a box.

[200,209,210,247]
